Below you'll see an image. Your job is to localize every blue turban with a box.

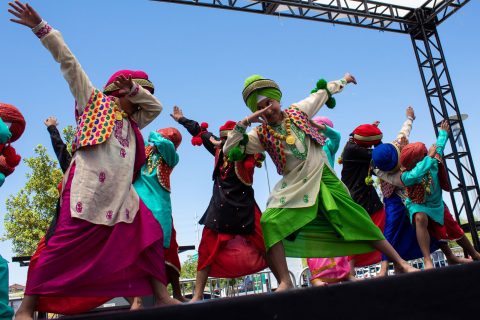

[372,143,400,172]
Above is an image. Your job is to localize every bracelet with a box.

[244,117,251,127]
[407,116,416,121]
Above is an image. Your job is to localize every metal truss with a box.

[151,0,469,34]
[410,9,480,250]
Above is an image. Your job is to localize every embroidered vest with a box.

[145,146,174,192]
[213,148,254,186]
[73,89,115,152]
[256,105,325,175]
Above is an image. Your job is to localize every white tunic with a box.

[34,21,162,225]
[224,79,348,209]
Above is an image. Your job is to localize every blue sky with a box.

[0,0,479,285]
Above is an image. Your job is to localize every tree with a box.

[2,125,75,255]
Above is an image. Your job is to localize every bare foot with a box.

[311,279,328,287]
[155,296,182,306]
[174,295,191,303]
[189,296,203,303]
[347,274,359,282]
[275,281,294,292]
[130,297,143,310]
[377,270,388,277]
[14,311,33,320]
[446,255,472,265]
[396,262,420,273]
[471,253,480,261]
[423,259,434,270]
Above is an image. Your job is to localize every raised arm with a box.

[395,106,415,144]
[374,169,404,188]
[9,2,94,115]
[435,121,450,157]
[223,123,265,155]
[44,117,71,173]
[128,85,162,129]
[171,106,218,155]
[148,131,179,168]
[295,73,356,118]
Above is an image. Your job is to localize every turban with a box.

[372,143,400,172]
[400,142,427,171]
[103,70,154,97]
[0,103,26,142]
[242,75,282,113]
[157,127,182,149]
[312,116,334,129]
[219,120,237,138]
[352,124,383,147]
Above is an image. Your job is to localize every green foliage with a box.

[2,145,63,255]
[62,125,76,154]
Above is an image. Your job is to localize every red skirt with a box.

[350,207,386,267]
[197,205,267,278]
[427,205,465,241]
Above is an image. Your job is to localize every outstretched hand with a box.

[170,106,184,122]
[406,106,415,119]
[113,75,134,96]
[440,120,450,133]
[44,116,58,127]
[8,1,42,28]
[344,73,357,85]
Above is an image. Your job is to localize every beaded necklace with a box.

[270,120,308,160]
[265,113,296,145]
[144,152,161,174]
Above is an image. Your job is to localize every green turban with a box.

[242,75,282,112]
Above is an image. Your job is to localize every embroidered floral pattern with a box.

[73,90,115,152]
[99,172,106,183]
[76,202,83,213]
[114,119,130,148]
[284,106,326,146]
[280,196,286,205]
[281,182,287,189]
[34,23,52,39]
[106,210,113,220]
[120,148,126,158]
[303,195,309,203]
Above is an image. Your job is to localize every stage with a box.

[66,261,480,320]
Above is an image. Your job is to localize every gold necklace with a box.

[266,113,296,145]
[145,153,161,174]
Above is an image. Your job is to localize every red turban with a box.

[157,127,182,149]
[219,121,237,138]
[400,142,427,171]
[103,70,154,97]
[352,124,383,147]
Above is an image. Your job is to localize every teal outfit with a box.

[322,125,341,167]
[133,131,179,248]
[401,130,448,225]
[0,256,13,320]
[0,118,11,145]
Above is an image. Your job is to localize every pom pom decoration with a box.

[243,156,255,171]
[3,145,21,167]
[227,134,249,162]
[254,153,266,168]
[365,175,374,186]
[191,121,209,146]
[311,78,336,109]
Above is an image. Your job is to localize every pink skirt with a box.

[307,257,351,283]
[26,165,167,315]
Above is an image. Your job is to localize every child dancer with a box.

[372,107,468,274]
[339,121,386,274]
[133,127,187,305]
[224,74,417,291]
[380,120,480,269]
[8,2,177,318]
[306,116,353,286]
[171,106,267,301]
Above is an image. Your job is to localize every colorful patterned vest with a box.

[214,148,254,186]
[146,146,174,192]
[73,89,115,152]
[256,105,326,175]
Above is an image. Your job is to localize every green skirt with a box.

[261,166,385,258]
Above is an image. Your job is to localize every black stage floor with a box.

[67,261,480,320]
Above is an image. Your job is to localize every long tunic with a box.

[401,130,449,225]
[133,131,179,248]
[179,116,256,234]
[224,80,347,210]
[34,20,162,226]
